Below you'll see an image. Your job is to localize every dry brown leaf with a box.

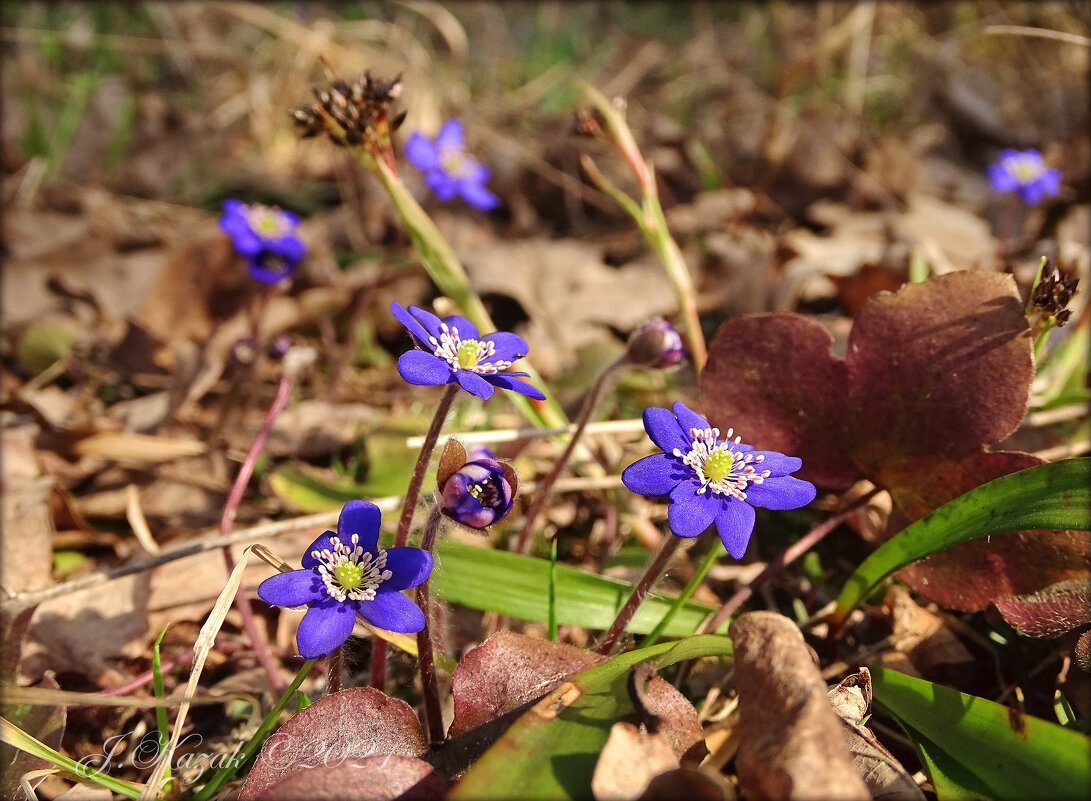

[0,425,55,595]
[730,611,870,801]
[882,585,974,675]
[73,431,206,461]
[827,669,925,801]
[460,238,677,377]
[592,721,680,801]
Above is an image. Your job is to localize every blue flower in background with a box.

[622,402,816,558]
[391,302,545,401]
[257,500,432,658]
[403,119,500,210]
[219,199,306,284]
[986,149,1061,205]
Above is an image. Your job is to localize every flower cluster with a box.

[257,501,432,659]
[219,200,306,284]
[1031,259,1079,327]
[987,149,1061,204]
[392,303,545,401]
[404,119,499,210]
[622,402,816,558]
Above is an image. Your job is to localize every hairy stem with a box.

[415,504,446,744]
[220,373,294,693]
[371,383,458,691]
[596,534,683,656]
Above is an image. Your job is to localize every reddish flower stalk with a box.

[220,373,294,693]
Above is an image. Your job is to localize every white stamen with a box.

[674,426,770,500]
[431,322,514,375]
[311,533,393,603]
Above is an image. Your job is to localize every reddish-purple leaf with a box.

[239,687,426,801]
[992,579,1091,639]
[894,451,1091,615]
[846,271,1032,474]
[701,314,857,488]
[255,756,447,801]
[449,630,599,739]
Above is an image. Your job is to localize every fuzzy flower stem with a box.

[415,503,446,744]
[596,533,683,656]
[326,647,343,696]
[513,356,625,556]
[219,373,294,693]
[192,658,316,801]
[578,81,707,372]
[638,541,720,648]
[370,383,458,692]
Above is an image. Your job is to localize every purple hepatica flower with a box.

[403,119,500,211]
[391,303,546,401]
[257,500,432,659]
[622,402,817,559]
[440,456,515,530]
[219,199,306,284]
[986,149,1062,205]
[624,318,687,369]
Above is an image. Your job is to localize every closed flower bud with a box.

[436,438,516,531]
[624,318,687,369]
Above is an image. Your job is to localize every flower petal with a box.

[398,350,456,387]
[642,406,689,455]
[435,118,464,149]
[672,401,713,435]
[484,373,546,400]
[426,170,459,201]
[301,532,338,568]
[391,302,433,348]
[715,500,756,559]
[667,482,717,538]
[459,179,500,211]
[456,370,495,399]
[403,131,439,171]
[442,315,479,341]
[748,451,803,477]
[257,569,325,607]
[743,475,817,511]
[337,500,382,552]
[296,599,358,658]
[480,331,529,362]
[622,453,682,497]
[356,590,425,633]
[381,547,434,590]
[406,306,446,340]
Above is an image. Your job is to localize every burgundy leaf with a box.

[255,756,447,801]
[992,579,1091,638]
[239,687,426,801]
[845,271,1032,474]
[701,314,857,488]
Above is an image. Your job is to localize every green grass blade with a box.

[832,458,1091,624]
[151,625,171,792]
[431,540,727,636]
[870,666,1091,800]
[450,634,733,801]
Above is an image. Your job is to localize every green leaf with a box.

[431,540,729,637]
[449,635,733,800]
[832,458,1091,623]
[870,666,1091,800]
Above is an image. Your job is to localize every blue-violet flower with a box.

[986,149,1061,205]
[440,456,515,530]
[622,402,817,558]
[391,303,546,401]
[403,119,500,210]
[257,500,432,658]
[219,199,307,284]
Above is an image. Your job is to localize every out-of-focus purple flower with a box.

[403,119,500,210]
[986,149,1062,204]
[257,500,432,658]
[219,199,306,284]
[624,318,687,369]
[621,401,816,558]
[440,455,515,530]
[391,303,545,401]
